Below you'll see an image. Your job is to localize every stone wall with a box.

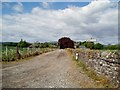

[69,49,120,87]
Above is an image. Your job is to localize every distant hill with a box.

[1,42,18,46]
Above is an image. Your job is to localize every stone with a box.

[71,49,119,87]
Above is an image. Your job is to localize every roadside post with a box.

[5,46,8,57]
[76,52,79,60]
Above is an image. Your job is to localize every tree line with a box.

[76,41,119,50]
[1,39,119,50]
[2,39,58,48]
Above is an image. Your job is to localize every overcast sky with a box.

[1,0,118,44]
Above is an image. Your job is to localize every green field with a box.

[1,45,55,62]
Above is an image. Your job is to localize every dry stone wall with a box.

[70,49,120,87]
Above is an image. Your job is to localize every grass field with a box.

[1,45,55,62]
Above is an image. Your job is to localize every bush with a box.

[94,43,103,50]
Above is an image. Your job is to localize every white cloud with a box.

[12,2,23,13]
[2,0,118,44]
[41,2,50,9]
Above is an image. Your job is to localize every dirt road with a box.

[2,49,102,88]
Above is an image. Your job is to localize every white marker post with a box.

[76,52,79,60]
[6,46,8,57]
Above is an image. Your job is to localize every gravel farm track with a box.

[2,49,103,88]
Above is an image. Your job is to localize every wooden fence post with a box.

[16,46,21,59]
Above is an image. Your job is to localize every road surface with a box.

[2,49,102,88]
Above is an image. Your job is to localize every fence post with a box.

[16,46,21,59]
[5,46,8,57]
[27,47,29,55]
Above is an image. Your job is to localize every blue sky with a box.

[2,2,89,14]
[1,1,118,44]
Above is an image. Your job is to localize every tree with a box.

[105,44,118,50]
[94,43,103,50]
[86,42,94,49]
[18,39,30,48]
[58,37,74,49]
[40,42,50,48]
